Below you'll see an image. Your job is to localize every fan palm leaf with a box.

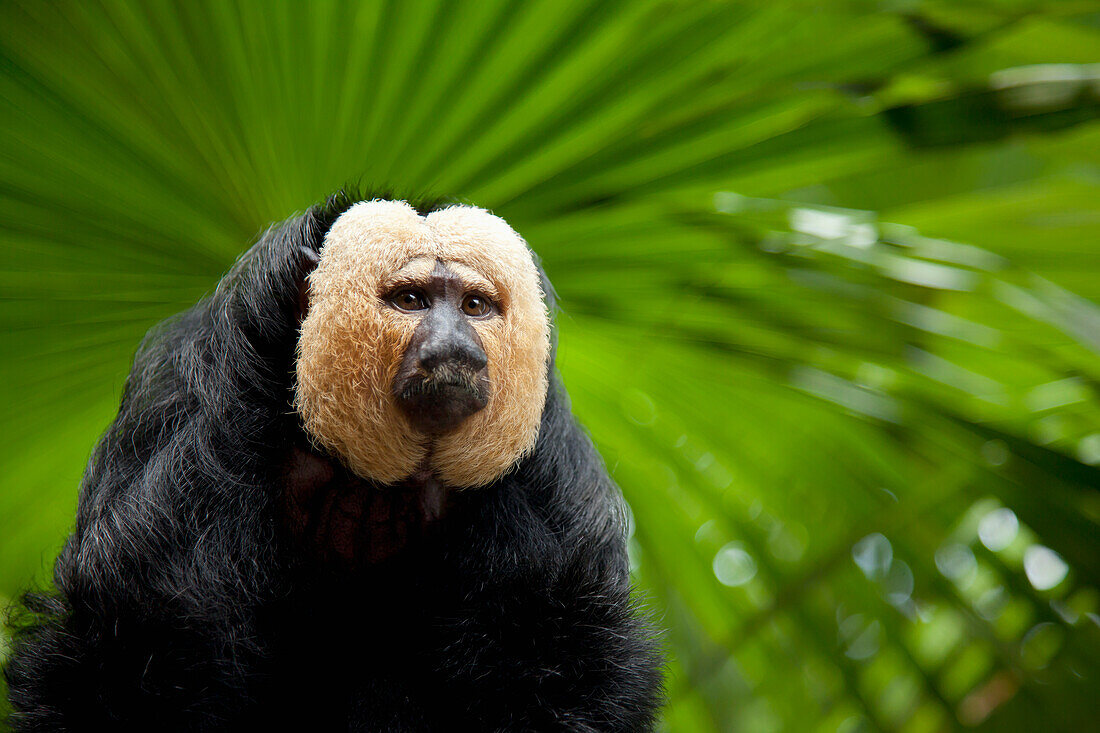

[2,1,1099,729]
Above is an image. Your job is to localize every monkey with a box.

[3,192,664,731]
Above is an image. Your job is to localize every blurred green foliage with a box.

[2,1,1100,730]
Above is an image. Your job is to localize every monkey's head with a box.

[295,200,551,488]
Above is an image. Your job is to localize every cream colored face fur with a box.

[295,200,551,488]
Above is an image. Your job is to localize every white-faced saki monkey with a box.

[4,193,664,731]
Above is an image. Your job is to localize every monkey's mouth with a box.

[396,368,489,434]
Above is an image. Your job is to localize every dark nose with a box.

[417,311,488,372]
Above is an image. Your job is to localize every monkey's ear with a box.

[295,245,321,323]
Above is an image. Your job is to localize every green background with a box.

[2,1,1099,730]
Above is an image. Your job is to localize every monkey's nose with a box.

[418,334,488,372]
[397,309,490,434]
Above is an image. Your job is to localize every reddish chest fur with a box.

[281,446,452,569]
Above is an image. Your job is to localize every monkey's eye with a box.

[462,293,492,317]
[391,289,429,312]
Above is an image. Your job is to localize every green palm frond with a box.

[3,1,1099,729]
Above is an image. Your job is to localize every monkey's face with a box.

[295,200,550,488]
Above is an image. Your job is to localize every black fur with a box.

[3,192,664,731]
